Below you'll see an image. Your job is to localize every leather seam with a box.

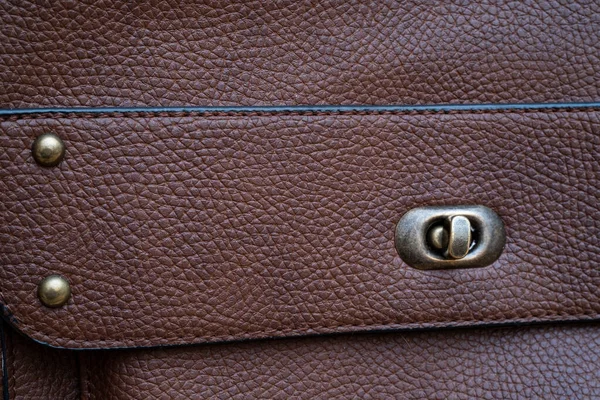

[1,107,600,121]
[0,322,9,400]
[77,353,91,400]
[10,311,599,349]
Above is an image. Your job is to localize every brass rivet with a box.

[38,275,71,308]
[32,133,65,167]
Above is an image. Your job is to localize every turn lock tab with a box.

[395,206,505,270]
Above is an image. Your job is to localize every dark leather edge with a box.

[0,101,599,117]
[2,313,599,351]
[0,321,9,400]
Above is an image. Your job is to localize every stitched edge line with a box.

[10,311,600,350]
[0,105,600,121]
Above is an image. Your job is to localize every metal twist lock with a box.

[395,205,505,270]
[427,215,472,260]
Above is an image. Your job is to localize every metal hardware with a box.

[427,224,448,250]
[32,133,65,167]
[446,216,472,259]
[38,275,71,308]
[395,205,505,270]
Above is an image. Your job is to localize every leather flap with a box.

[1,107,599,349]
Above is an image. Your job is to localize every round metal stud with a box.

[38,275,71,308]
[32,133,65,167]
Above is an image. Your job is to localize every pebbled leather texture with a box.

[0,108,598,349]
[80,323,600,399]
[0,321,80,400]
[2,0,600,397]
[1,0,600,108]
[2,320,598,399]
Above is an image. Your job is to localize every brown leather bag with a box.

[1,1,599,398]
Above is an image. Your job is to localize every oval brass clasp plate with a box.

[395,205,505,270]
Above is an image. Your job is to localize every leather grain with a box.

[2,0,599,397]
[0,108,598,349]
[1,322,79,400]
[1,0,599,108]
[80,323,600,399]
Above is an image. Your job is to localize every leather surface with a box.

[0,321,80,400]
[2,320,598,399]
[1,0,600,108]
[80,323,600,399]
[2,0,599,397]
[0,108,598,349]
